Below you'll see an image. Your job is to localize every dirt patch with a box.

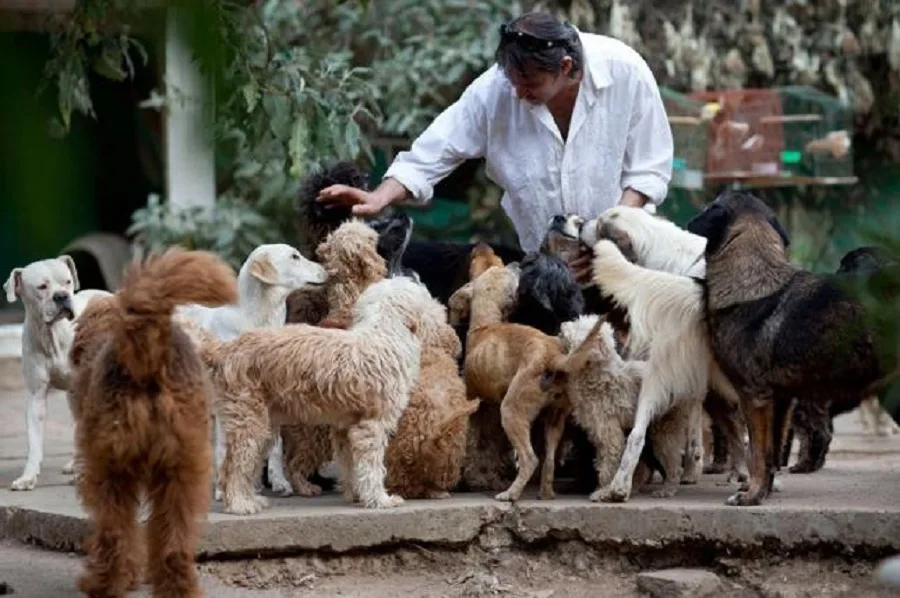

[202,543,891,598]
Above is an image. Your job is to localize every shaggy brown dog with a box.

[687,190,891,506]
[71,248,237,598]
[385,313,480,498]
[279,220,388,496]
[450,247,567,502]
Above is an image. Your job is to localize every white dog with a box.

[581,205,707,278]
[4,255,112,490]
[176,243,327,498]
[580,240,711,502]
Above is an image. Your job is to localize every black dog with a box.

[295,161,525,305]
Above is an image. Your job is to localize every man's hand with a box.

[619,187,649,208]
[316,184,389,216]
[568,246,594,285]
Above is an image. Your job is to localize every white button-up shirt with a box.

[383,31,674,252]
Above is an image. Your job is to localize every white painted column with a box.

[164,5,215,210]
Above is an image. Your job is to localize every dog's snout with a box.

[52,291,70,305]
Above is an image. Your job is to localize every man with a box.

[317,12,673,282]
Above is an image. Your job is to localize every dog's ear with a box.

[3,268,22,303]
[766,212,791,250]
[358,240,387,280]
[447,283,473,324]
[687,204,729,255]
[248,254,279,285]
[57,254,80,291]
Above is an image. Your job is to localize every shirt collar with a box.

[576,30,613,91]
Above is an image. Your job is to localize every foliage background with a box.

[13,0,900,405]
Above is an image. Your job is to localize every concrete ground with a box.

[2,385,900,596]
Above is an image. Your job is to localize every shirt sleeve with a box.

[383,77,489,204]
[619,62,673,206]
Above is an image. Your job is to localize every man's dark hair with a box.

[495,12,583,79]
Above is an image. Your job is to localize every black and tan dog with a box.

[687,190,892,506]
[782,245,900,472]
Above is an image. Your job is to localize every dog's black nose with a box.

[52,292,69,305]
[551,215,566,225]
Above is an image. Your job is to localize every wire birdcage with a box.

[660,87,709,190]
[776,85,856,183]
[687,89,788,183]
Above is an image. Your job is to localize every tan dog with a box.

[279,220,388,497]
[208,276,441,512]
[450,245,567,502]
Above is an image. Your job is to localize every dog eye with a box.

[65,279,72,286]
[291,253,300,260]
[37,283,48,291]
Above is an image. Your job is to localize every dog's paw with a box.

[365,494,404,509]
[224,495,266,516]
[771,477,783,493]
[703,462,728,475]
[538,487,555,500]
[62,459,75,475]
[725,491,762,507]
[269,477,294,496]
[788,461,817,474]
[494,489,520,502]
[293,479,323,498]
[652,485,678,499]
[10,475,37,491]
[425,490,451,500]
[679,474,699,486]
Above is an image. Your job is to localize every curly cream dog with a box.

[280,219,388,497]
[544,314,701,499]
[208,276,440,512]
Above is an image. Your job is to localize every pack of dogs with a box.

[4,162,898,596]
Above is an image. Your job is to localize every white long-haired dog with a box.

[581,205,706,278]
[581,206,749,485]
[583,239,711,502]
[176,243,327,498]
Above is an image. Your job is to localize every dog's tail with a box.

[540,316,615,392]
[110,248,237,382]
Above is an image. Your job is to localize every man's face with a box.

[507,58,573,105]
